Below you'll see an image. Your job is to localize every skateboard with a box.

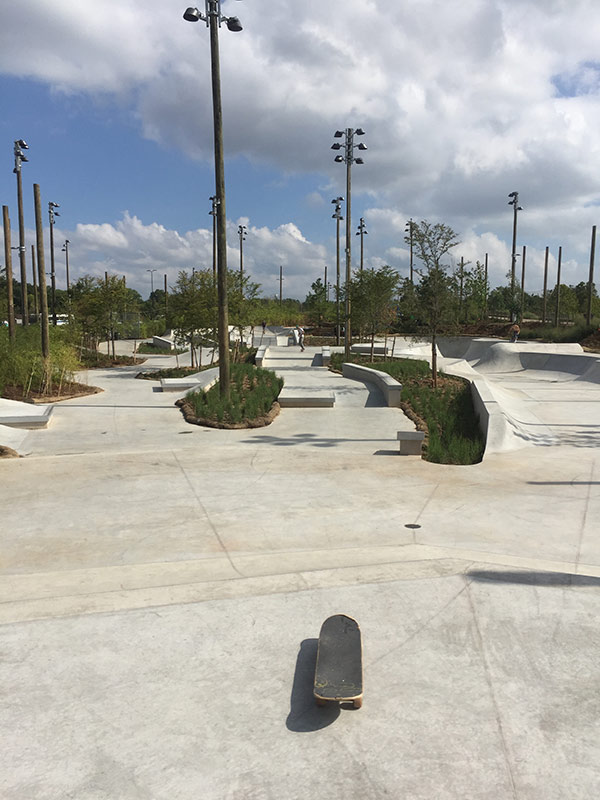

[314,614,363,709]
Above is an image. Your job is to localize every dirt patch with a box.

[1,382,103,404]
[175,398,281,429]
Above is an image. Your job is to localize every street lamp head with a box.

[331,196,344,203]
[183,7,201,21]
[334,130,344,138]
[357,142,367,150]
[508,191,518,198]
[331,143,342,150]
[15,139,28,149]
[355,157,364,164]
[226,16,243,32]
[49,201,60,208]
[355,128,365,136]
[334,155,344,163]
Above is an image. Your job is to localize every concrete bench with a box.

[278,390,335,408]
[342,362,402,407]
[321,346,331,367]
[397,430,425,455]
[351,343,389,356]
[255,345,268,367]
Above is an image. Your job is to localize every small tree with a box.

[304,278,331,328]
[413,221,460,387]
[463,260,489,322]
[170,269,217,367]
[350,266,399,360]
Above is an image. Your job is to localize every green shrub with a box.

[330,353,484,464]
[185,363,283,424]
[0,325,80,397]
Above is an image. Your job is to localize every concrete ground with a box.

[1,335,600,799]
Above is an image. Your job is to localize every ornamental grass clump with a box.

[185,363,283,425]
[329,352,484,464]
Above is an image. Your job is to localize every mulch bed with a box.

[175,398,281,429]
[1,382,103,404]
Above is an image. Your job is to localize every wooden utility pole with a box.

[554,246,562,327]
[542,246,549,324]
[587,225,596,326]
[2,206,16,343]
[484,253,488,317]
[31,244,39,320]
[520,245,526,322]
[33,185,50,359]
[279,265,283,307]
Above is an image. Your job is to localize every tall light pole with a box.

[508,191,522,318]
[356,217,368,272]
[331,196,343,345]
[13,139,29,326]
[184,2,243,399]
[62,239,70,292]
[146,268,157,296]
[404,219,414,283]
[209,194,219,283]
[2,206,16,342]
[48,201,60,325]
[238,223,247,299]
[331,127,367,357]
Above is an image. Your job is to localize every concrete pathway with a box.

[1,335,600,799]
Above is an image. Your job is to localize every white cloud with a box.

[4,0,600,288]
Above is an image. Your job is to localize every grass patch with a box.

[135,342,187,355]
[183,363,283,426]
[78,349,140,368]
[136,364,216,381]
[330,353,484,464]
[518,319,599,343]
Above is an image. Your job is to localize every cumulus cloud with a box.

[3,0,600,289]
[44,212,327,299]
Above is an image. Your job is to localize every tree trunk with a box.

[432,332,438,388]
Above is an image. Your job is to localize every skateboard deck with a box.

[314,614,363,708]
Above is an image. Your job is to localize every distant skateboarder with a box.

[298,326,305,351]
[509,323,520,343]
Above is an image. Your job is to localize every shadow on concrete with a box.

[241,433,391,447]
[468,569,600,587]
[286,639,339,732]
[374,449,400,456]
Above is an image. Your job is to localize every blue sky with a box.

[2,0,600,300]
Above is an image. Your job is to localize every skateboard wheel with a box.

[353,698,363,709]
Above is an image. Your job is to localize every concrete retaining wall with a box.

[342,363,402,407]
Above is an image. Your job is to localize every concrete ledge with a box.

[342,362,402,407]
[0,400,53,429]
[321,346,331,367]
[351,343,389,356]
[397,430,425,455]
[152,335,175,351]
[255,345,268,367]
[278,390,335,408]
[160,368,218,393]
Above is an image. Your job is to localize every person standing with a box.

[509,322,520,343]
[298,325,305,351]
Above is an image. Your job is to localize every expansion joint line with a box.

[575,460,596,572]
[172,451,245,579]
[464,578,519,799]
